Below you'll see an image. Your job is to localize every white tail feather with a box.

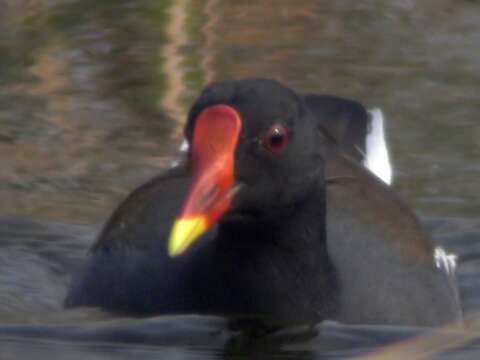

[364,108,393,185]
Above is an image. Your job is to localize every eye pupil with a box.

[263,123,289,153]
[270,130,284,147]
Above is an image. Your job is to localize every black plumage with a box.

[66,79,461,327]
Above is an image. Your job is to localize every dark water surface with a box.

[1,0,480,358]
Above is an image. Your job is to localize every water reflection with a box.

[0,0,480,358]
[1,0,479,223]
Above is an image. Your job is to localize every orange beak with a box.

[168,105,242,257]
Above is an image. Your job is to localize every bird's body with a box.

[66,162,337,327]
[66,79,462,327]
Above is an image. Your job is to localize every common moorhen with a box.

[66,78,462,327]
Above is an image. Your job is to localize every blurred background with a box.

[1,0,480,358]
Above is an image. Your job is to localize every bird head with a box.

[168,79,327,256]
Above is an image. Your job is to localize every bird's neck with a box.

[218,185,327,252]
[212,183,338,323]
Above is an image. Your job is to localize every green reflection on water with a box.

[0,0,479,224]
[0,0,212,223]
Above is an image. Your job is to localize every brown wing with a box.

[93,163,193,252]
[325,153,461,325]
[326,153,434,265]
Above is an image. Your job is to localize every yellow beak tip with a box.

[167,243,182,258]
[167,217,208,257]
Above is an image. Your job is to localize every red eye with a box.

[263,123,289,154]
